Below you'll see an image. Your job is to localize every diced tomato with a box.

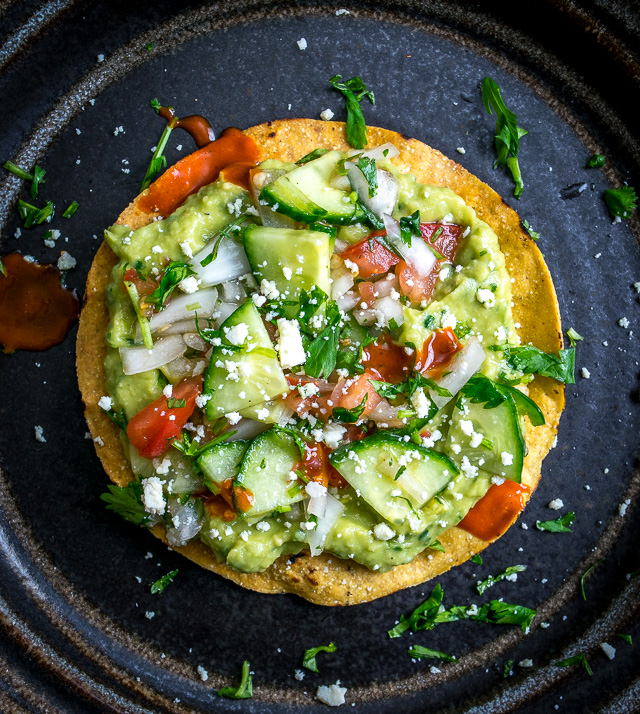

[397,223,464,305]
[362,334,413,383]
[416,327,462,378]
[202,494,237,522]
[295,442,348,489]
[126,376,202,458]
[458,480,530,541]
[357,281,377,307]
[339,231,400,278]
[123,268,158,296]
[332,369,382,416]
[283,375,333,420]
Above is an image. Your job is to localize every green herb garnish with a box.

[296,148,330,165]
[304,300,342,378]
[3,161,46,198]
[218,660,253,699]
[491,342,576,385]
[101,407,128,431]
[302,642,337,672]
[536,511,575,533]
[481,77,528,199]
[100,481,150,526]
[522,219,540,241]
[329,74,375,149]
[18,199,54,228]
[616,634,632,645]
[502,659,514,678]
[461,374,545,426]
[62,200,79,218]
[407,646,456,662]
[429,540,445,553]
[604,186,637,219]
[333,393,368,423]
[580,558,604,600]
[586,154,605,168]
[476,564,526,595]
[123,280,153,349]
[357,156,378,197]
[150,569,178,594]
[399,210,421,246]
[167,397,186,409]
[388,583,444,638]
[555,653,592,676]
[140,98,175,192]
[470,554,483,565]
[200,217,245,267]
[147,261,195,309]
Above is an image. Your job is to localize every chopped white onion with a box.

[307,493,327,519]
[225,418,270,441]
[334,238,349,254]
[348,166,398,219]
[147,288,218,335]
[383,214,437,277]
[182,332,207,351]
[152,318,197,336]
[336,290,360,313]
[120,335,187,375]
[370,273,398,297]
[368,400,405,427]
[191,235,252,287]
[166,498,202,546]
[307,494,345,556]
[331,256,355,300]
[372,295,404,328]
[220,280,245,303]
[350,142,400,161]
[431,337,486,408]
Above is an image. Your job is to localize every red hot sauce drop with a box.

[0,253,79,353]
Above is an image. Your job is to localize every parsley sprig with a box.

[100,481,151,526]
[604,185,637,219]
[481,77,528,199]
[218,660,253,699]
[329,74,375,149]
[476,564,526,595]
[536,511,575,533]
[302,642,337,672]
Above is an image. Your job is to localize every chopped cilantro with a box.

[616,634,632,645]
[453,321,472,340]
[423,314,436,330]
[580,558,604,600]
[140,98,174,191]
[357,156,378,197]
[145,42,154,51]
[218,660,253,699]
[172,429,232,461]
[491,342,576,384]
[304,300,342,378]
[586,153,605,168]
[536,511,575,533]
[481,77,528,198]
[399,210,421,246]
[476,564,526,595]
[18,199,54,228]
[522,219,540,241]
[147,261,195,309]
[150,569,178,594]
[297,148,330,165]
[407,646,455,662]
[502,659,514,678]
[461,374,545,426]
[429,540,445,553]
[555,653,592,676]
[470,554,483,565]
[329,74,375,149]
[333,393,368,423]
[62,200,79,218]
[101,407,128,431]
[302,642,337,672]
[388,583,444,638]
[167,397,186,409]
[100,482,150,526]
[604,185,637,219]
[371,374,451,402]
[200,217,246,267]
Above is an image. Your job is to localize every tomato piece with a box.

[203,494,237,522]
[126,376,202,458]
[416,327,462,378]
[340,231,400,278]
[397,223,464,305]
[458,480,530,541]
[297,442,349,489]
[123,268,158,297]
[357,281,377,307]
[362,334,413,383]
[332,369,382,415]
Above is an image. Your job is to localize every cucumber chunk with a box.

[243,226,332,317]
[445,397,524,482]
[235,428,305,517]
[329,433,459,527]
[204,301,288,419]
[198,440,249,492]
[260,151,363,225]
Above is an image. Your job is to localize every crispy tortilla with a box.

[77,119,564,606]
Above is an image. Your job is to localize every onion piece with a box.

[147,287,218,335]
[152,318,197,336]
[182,332,207,351]
[368,400,406,427]
[430,337,486,409]
[348,165,398,219]
[383,214,437,277]
[191,235,252,287]
[307,493,345,556]
[225,418,270,441]
[331,255,355,299]
[307,493,327,519]
[372,295,404,328]
[120,335,187,375]
[337,290,360,313]
[349,142,400,161]
[220,280,245,303]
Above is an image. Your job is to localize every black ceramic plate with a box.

[1,2,639,712]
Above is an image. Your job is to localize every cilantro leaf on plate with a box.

[218,660,253,699]
[604,185,637,219]
[329,74,375,149]
[302,642,337,672]
[150,569,178,594]
[476,564,526,595]
[555,652,592,676]
[536,511,575,533]
[408,645,456,662]
[100,482,150,526]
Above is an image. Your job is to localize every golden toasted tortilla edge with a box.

[76,119,564,606]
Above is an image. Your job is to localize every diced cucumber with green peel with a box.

[259,151,364,225]
[243,225,333,317]
[198,440,249,492]
[204,301,287,419]
[329,434,459,527]
[445,397,524,482]
[239,399,290,425]
[234,429,305,518]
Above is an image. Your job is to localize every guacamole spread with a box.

[100,145,528,575]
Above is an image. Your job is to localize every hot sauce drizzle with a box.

[156,106,216,148]
[0,253,79,353]
[458,479,530,541]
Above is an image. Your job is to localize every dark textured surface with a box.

[0,2,639,712]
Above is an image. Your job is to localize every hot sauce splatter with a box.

[458,479,530,541]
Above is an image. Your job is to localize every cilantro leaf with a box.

[333,393,368,423]
[18,199,54,228]
[296,286,329,330]
[407,646,456,662]
[150,569,178,594]
[357,156,378,197]
[616,634,632,645]
[436,600,536,632]
[536,511,575,533]
[147,261,195,309]
[492,343,576,384]
[399,210,421,246]
[101,407,128,431]
[586,154,605,168]
[481,77,528,199]
[604,186,637,219]
[167,397,186,409]
[62,200,79,219]
[580,557,604,601]
[140,99,175,191]
[218,660,253,699]
[100,482,150,526]
[522,219,540,241]
[502,659,514,678]
[461,374,545,426]
[200,218,246,267]
[555,653,592,676]
[371,374,450,402]
[297,148,330,165]
[304,301,342,378]
[329,74,375,149]
[388,583,444,638]
[302,642,337,672]
[476,564,526,595]
[429,540,446,553]
[470,553,483,565]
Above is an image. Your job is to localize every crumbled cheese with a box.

[98,395,112,411]
[410,387,432,419]
[179,276,199,294]
[57,251,76,271]
[501,452,514,466]
[459,419,474,437]
[548,498,563,510]
[282,266,292,280]
[226,412,242,425]
[145,611,155,619]
[252,293,267,307]
[277,318,306,369]
[142,477,165,515]
[179,241,193,259]
[373,523,395,541]
[197,665,209,681]
[256,407,270,421]
[195,393,211,409]
[163,384,173,398]
[581,367,591,379]
[306,481,328,499]
[619,317,630,328]
[323,423,347,449]
[260,279,280,300]
[456,147,466,154]
[518,659,533,668]
[600,642,616,660]
[619,499,630,517]
[297,38,308,50]
[256,521,271,532]
[295,669,306,681]
[320,108,335,121]
[225,322,249,345]
[317,683,347,707]
[476,288,495,309]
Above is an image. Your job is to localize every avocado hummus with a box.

[77,119,564,605]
